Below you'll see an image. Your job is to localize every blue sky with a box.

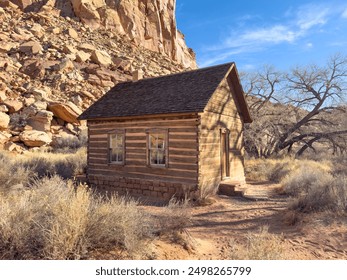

[176,0,347,71]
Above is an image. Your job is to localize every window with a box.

[108,130,124,164]
[147,129,168,167]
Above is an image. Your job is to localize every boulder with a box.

[75,50,90,62]
[0,91,7,102]
[0,112,10,129]
[90,49,112,66]
[3,100,23,113]
[22,101,48,117]
[70,0,105,28]
[30,23,44,38]
[19,130,52,147]
[0,131,10,147]
[27,110,53,131]
[54,59,74,73]
[62,45,78,54]
[29,87,50,101]
[4,141,24,152]
[19,41,42,54]
[0,105,8,112]
[67,28,79,39]
[47,102,82,124]
[78,43,96,52]
[8,0,31,10]
[20,60,45,79]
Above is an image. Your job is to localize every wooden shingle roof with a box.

[78,62,252,122]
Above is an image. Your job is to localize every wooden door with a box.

[221,130,230,179]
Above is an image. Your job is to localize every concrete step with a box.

[218,181,244,197]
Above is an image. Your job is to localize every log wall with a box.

[198,75,246,191]
[87,114,200,200]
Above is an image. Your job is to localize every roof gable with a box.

[78,62,251,122]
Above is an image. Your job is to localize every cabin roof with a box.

[78,62,252,122]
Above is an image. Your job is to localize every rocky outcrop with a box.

[7,0,196,69]
[0,2,196,151]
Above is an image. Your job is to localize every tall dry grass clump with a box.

[0,148,87,185]
[229,226,284,260]
[154,199,194,250]
[281,161,346,213]
[245,157,331,182]
[0,176,152,259]
[0,151,33,192]
[22,147,87,179]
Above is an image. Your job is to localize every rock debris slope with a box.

[0,0,196,151]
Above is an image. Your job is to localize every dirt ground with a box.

[150,181,347,260]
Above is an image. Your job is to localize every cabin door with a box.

[221,129,230,179]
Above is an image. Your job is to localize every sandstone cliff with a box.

[6,0,196,68]
[0,1,195,151]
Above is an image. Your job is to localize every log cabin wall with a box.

[87,114,200,200]
[198,75,246,192]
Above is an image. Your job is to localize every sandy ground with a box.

[150,181,347,260]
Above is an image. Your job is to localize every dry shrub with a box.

[229,226,284,260]
[0,152,33,192]
[0,176,152,259]
[282,163,347,213]
[281,166,333,197]
[157,199,191,234]
[198,183,218,205]
[155,199,194,249]
[331,155,347,176]
[246,158,331,183]
[52,132,88,153]
[22,147,87,179]
[245,158,295,182]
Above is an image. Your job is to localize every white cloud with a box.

[199,3,333,67]
[240,25,297,44]
[342,8,347,18]
[296,5,329,30]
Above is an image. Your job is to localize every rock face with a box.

[8,0,196,69]
[0,1,197,151]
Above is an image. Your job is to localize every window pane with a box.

[149,134,156,148]
[148,132,166,166]
[110,135,117,149]
[110,150,118,162]
[157,151,165,165]
[109,133,124,163]
[116,135,123,147]
[157,134,165,149]
[117,151,123,162]
[150,150,157,165]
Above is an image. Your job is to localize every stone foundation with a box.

[88,175,198,201]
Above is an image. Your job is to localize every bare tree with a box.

[243,54,347,157]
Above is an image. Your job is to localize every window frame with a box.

[107,129,125,165]
[146,128,169,168]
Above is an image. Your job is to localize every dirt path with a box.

[151,181,347,260]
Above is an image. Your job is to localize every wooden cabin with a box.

[78,62,252,200]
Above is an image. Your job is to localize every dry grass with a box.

[0,148,87,187]
[154,199,194,250]
[228,226,284,260]
[0,176,152,259]
[279,159,347,214]
[245,157,332,182]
